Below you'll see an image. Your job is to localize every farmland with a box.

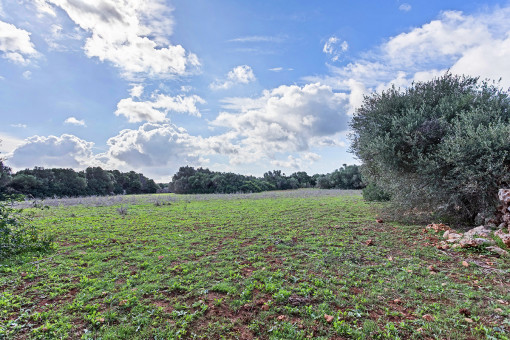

[1,189,509,339]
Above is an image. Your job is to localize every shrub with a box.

[0,196,53,259]
[350,73,510,223]
[362,183,390,202]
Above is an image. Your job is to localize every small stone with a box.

[495,308,503,313]
[447,233,462,241]
[427,265,438,273]
[20,272,27,277]
[158,256,164,260]
[324,314,334,323]
[365,239,374,246]
[376,218,384,223]
[495,229,510,247]
[277,315,286,321]
[498,222,507,229]
[422,314,434,321]
[498,189,510,204]
[443,230,450,239]
[464,317,473,323]
[486,246,509,257]
[261,304,270,311]
[393,298,402,304]
[462,261,469,267]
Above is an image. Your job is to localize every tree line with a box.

[0,164,159,199]
[0,162,364,198]
[169,164,363,194]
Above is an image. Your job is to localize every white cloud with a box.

[115,92,205,123]
[10,124,27,128]
[0,134,25,154]
[269,67,293,72]
[22,70,31,79]
[44,24,83,51]
[323,36,348,62]
[37,0,200,79]
[0,20,38,64]
[210,65,256,90]
[7,134,95,169]
[64,117,86,126]
[34,0,57,17]
[228,36,284,43]
[399,3,411,12]
[307,6,510,114]
[129,84,144,98]
[212,82,350,164]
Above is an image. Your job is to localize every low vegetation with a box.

[1,190,508,339]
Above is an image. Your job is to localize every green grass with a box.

[1,191,509,339]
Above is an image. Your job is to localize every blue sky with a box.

[1,0,510,181]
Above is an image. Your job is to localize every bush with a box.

[0,196,53,259]
[350,73,510,223]
[362,183,390,202]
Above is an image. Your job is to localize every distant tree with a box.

[85,167,115,195]
[0,160,12,199]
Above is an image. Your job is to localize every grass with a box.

[1,189,509,339]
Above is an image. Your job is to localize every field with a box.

[1,189,509,339]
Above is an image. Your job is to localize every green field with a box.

[1,190,509,339]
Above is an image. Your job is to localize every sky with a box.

[1,0,510,182]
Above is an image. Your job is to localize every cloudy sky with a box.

[1,0,510,181]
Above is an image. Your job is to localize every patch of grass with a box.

[0,189,509,339]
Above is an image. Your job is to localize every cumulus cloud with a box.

[323,36,348,62]
[101,123,199,169]
[7,134,94,169]
[115,92,205,123]
[307,6,510,114]
[64,117,86,126]
[36,0,200,78]
[0,20,38,64]
[210,65,256,90]
[129,84,144,98]
[399,3,411,12]
[212,83,350,164]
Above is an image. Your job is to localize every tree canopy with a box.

[350,73,510,223]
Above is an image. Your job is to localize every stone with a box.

[443,230,450,239]
[473,238,495,245]
[464,226,491,238]
[498,222,507,229]
[422,314,434,321]
[498,189,510,204]
[459,237,494,248]
[494,229,510,247]
[486,246,509,257]
[447,233,462,242]
[324,314,334,323]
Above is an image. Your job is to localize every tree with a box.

[350,73,510,223]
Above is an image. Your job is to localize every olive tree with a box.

[350,73,510,223]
